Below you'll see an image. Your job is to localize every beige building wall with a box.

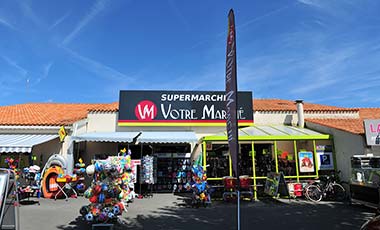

[31,137,61,168]
[254,111,359,126]
[83,142,118,165]
[306,121,366,182]
[87,112,117,133]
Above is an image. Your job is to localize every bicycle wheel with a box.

[305,184,323,202]
[331,183,346,202]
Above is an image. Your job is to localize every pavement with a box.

[19,194,377,230]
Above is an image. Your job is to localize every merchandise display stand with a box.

[55,176,78,200]
[73,158,86,195]
[80,153,133,226]
[141,155,154,198]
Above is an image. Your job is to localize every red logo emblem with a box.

[135,100,157,121]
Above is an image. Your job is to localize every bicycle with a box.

[304,172,346,202]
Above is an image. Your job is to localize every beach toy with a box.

[85,213,94,222]
[86,165,95,176]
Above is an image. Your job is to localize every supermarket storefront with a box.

[199,125,334,199]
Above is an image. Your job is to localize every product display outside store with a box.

[80,154,133,224]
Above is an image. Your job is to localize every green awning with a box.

[202,125,330,141]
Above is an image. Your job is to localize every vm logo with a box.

[135,100,157,121]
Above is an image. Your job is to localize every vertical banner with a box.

[225,9,239,177]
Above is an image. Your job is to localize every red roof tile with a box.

[0,103,117,126]
[254,99,358,112]
[306,108,380,134]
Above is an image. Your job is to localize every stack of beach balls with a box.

[80,155,132,224]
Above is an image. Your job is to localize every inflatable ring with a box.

[41,166,64,199]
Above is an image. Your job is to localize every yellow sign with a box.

[59,126,66,142]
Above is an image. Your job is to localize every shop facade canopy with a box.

[0,134,58,153]
[136,131,198,144]
[202,125,330,141]
[72,132,141,143]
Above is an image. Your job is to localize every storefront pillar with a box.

[313,140,319,178]
[229,154,232,176]
[251,141,257,200]
[293,140,300,182]
[274,141,279,173]
[202,141,207,169]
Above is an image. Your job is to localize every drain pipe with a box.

[295,100,304,128]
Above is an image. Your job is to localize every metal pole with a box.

[139,143,143,195]
[237,144,240,230]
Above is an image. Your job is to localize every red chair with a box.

[239,175,253,201]
[222,176,237,201]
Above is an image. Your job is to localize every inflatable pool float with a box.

[41,165,64,199]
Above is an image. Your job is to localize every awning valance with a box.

[72,132,141,143]
[136,131,198,144]
[202,125,330,141]
[0,134,58,153]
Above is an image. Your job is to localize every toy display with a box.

[73,158,86,194]
[191,164,211,207]
[141,155,154,197]
[18,165,41,204]
[80,153,133,224]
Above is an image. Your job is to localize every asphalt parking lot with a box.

[19,194,376,230]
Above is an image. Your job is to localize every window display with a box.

[239,144,253,176]
[350,155,380,208]
[254,144,275,177]
[206,144,230,178]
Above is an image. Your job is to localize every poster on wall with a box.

[317,152,334,170]
[298,151,315,173]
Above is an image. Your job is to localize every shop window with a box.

[206,144,230,178]
[296,140,316,175]
[254,143,275,177]
[239,144,253,177]
[276,141,296,176]
[315,140,334,176]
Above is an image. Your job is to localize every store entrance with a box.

[118,143,191,193]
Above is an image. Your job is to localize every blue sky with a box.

[0,0,379,108]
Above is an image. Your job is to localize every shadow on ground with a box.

[56,194,376,230]
[124,196,374,230]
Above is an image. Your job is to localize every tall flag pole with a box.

[225,8,240,230]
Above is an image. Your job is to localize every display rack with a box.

[154,153,191,193]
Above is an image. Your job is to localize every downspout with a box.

[295,100,304,128]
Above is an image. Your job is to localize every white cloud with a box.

[64,47,134,82]
[62,0,108,45]
[0,17,18,31]
[1,56,28,77]
[49,11,71,30]
[19,1,45,27]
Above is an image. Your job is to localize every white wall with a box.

[254,111,359,126]
[87,112,117,132]
[306,121,366,182]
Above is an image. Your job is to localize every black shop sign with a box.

[118,90,253,126]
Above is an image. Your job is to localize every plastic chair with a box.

[222,176,237,201]
[239,175,253,201]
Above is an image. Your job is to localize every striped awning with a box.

[136,131,198,143]
[72,132,141,143]
[0,134,58,153]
